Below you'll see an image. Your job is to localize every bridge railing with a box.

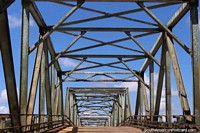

[118,115,200,131]
[0,114,73,132]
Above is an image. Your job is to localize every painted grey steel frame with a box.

[0,0,196,131]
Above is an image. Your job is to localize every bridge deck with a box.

[47,126,144,133]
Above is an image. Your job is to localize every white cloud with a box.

[8,15,21,28]
[115,82,138,92]
[59,58,79,68]
[0,89,7,103]
[0,106,9,114]
[8,14,34,29]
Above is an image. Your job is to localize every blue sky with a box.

[0,1,199,119]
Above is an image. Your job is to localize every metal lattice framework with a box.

[66,87,131,126]
[0,0,199,132]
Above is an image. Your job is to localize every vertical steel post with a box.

[166,35,192,122]
[164,35,171,123]
[0,10,20,132]
[39,50,45,131]
[70,94,73,123]
[73,95,76,125]
[113,104,116,126]
[27,37,44,126]
[121,94,125,122]
[20,1,29,127]
[149,60,154,121]
[126,88,132,117]
[115,103,118,126]
[190,1,200,125]
[53,77,60,119]
[118,95,122,124]
[139,81,143,120]
[58,75,64,125]
[51,62,55,111]
[134,82,140,119]
[65,89,70,117]
[140,73,150,119]
[154,40,165,121]
[44,43,52,125]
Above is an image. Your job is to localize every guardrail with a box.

[118,115,200,131]
[0,114,74,132]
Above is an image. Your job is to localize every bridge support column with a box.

[140,74,150,119]
[69,94,74,124]
[20,1,30,128]
[154,40,165,121]
[44,41,52,127]
[27,38,44,126]
[149,60,154,121]
[0,9,20,133]
[65,89,70,117]
[139,82,144,120]
[112,104,116,126]
[121,94,125,122]
[115,103,118,126]
[118,95,122,124]
[39,46,45,131]
[57,75,64,125]
[163,35,171,124]
[190,1,200,125]
[134,82,140,120]
[166,35,192,122]
[51,59,55,111]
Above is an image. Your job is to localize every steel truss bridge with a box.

[0,0,199,132]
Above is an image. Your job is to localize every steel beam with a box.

[125,32,160,67]
[60,54,146,59]
[190,1,200,125]
[59,75,64,125]
[0,10,20,132]
[0,0,14,13]
[149,60,154,121]
[39,48,45,130]
[20,1,29,127]
[53,77,60,117]
[62,58,138,72]
[166,35,192,122]
[134,82,140,119]
[26,38,44,126]
[44,43,52,125]
[154,41,165,121]
[49,31,86,66]
[126,88,132,117]
[56,27,161,32]
[61,71,133,75]
[51,60,55,111]
[29,2,60,70]
[64,79,138,82]
[140,3,190,72]
[64,32,154,54]
[65,89,70,117]
[120,58,149,88]
[58,84,61,118]
[139,81,143,120]
[164,35,171,123]
[29,1,84,53]
[137,2,190,54]
[140,74,150,119]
